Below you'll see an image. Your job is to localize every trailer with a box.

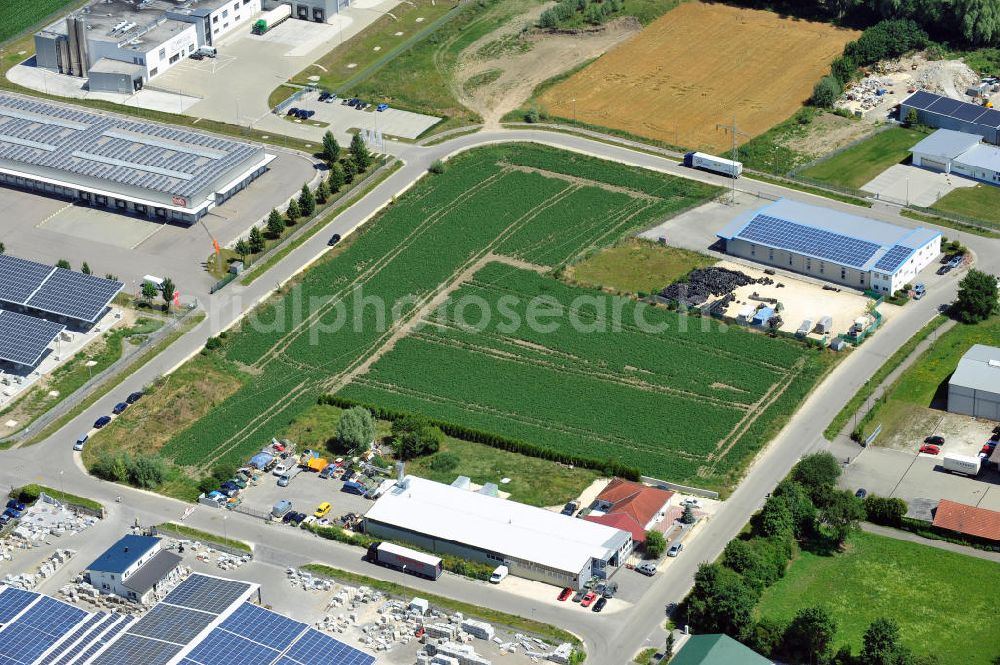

[683,151,743,178]
[252,4,291,34]
[942,453,981,476]
[366,542,443,580]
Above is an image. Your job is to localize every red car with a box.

[981,443,996,455]
[580,592,597,608]
[557,587,573,601]
[919,444,940,455]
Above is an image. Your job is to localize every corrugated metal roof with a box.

[910,129,983,160]
[955,143,1000,172]
[949,344,1000,394]
[122,550,182,595]
[365,476,631,575]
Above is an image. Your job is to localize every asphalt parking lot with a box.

[242,467,375,523]
[840,446,1000,513]
[0,149,316,296]
[861,163,977,206]
[289,92,441,140]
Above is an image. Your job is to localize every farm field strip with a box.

[160,144,705,473]
[538,2,859,151]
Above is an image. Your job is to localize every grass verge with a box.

[822,315,948,440]
[17,312,205,448]
[930,184,1000,230]
[747,172,873,208]
[756,530,1000,663]
[797,127,929,190]
[156,522,252,554]
[10,484,103,512]
[562,238,714,296]
[240,159,403,286]
[302,563,581,646]
[900,209,1000,238]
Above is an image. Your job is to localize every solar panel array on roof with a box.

[0,594,88,665]
[218,603,307,651]
[873,244,914,273]
[736,214,881,268]
[91,633,184,665]
[0,93,263,201]
[161,575,252,615]
[0,310,65,366]
[0,255,54,304]
[902,91,1000,129]
[127,604,216,645]
[0,588,38,625]
[26,269,124,323]
[283,629,375,665]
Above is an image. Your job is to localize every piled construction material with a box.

[461,619,494,641]
[426,623,459,640]
[427,640,492,665]
[1,549,75,590]
[661,267,760,306]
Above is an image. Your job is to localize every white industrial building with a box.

[910,129,1000,186]
[0,93,273,222]
[364,476,633,590]
[948,344,1000,421]
[717,199,941,294]
[85,535,182,604]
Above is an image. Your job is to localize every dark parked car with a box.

[94,415,111,429]
[190,52,204,60]
[925,435,945,446]
[937,265,951,275]
[6,500,26,513]
[112,402,128,415]
[126,391,144,404]
[282,510,300,524]
[855,488,868,499]
[328,233,341,246]
[287,511,307,526]
[592,597,608,612]
[561,501,579,516]
[571,589,587,603]
[287,107,299,116]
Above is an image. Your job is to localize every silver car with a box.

[667,542,684,557]
[636,563,657,576]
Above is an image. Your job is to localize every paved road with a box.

[2,127,999,665]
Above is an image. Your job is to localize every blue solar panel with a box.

[128,603,216,645]
[284,629,376,665]
[928,97,962,115]
[71,615,134,665]
[0,255,53,305]
[0,597,87,665]
[25,268,123,324]
[952,104,988,123]
[91,633,184,665]
[903,90,938,110]
[218,603,307,651]
[162,575,252,615]
[184,629,279,665]
[44,612,105,664]
[873,245,914,272]
[0,310,65,367]
[978,108,1000,127]
[736,214,881,268]
[0,588,38,624]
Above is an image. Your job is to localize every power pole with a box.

[715,115,748,205]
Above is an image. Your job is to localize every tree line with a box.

[678,452,938,665]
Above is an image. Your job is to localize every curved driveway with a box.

[2,128,998,665]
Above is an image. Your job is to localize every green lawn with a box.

[566,238,715,295]
[858,314,1000,440]
[756,531,1000,663]
[931,184,1000,229]
[798,127,929,191]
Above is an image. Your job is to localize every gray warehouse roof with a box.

[950,344,1000,394]
[910,128,983,160]
[121,550,182,595]
[955,143,1000,172]
[717,199,940,274]
[0,93,264,205]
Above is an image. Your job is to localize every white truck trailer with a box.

[684,152,743,178]
[942,453,981,476]
[252,4,292,34]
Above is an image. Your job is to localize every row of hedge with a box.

[317,394,642,480]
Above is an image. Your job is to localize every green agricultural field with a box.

[0,0,78,43]
[930,183,1000,229]
[798,127,929,191]
[567,238,714,294]
[757,531,1000,664]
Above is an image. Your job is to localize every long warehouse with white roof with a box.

[363,476,633,590]
[717,199,941,294]
[0,93,273,223]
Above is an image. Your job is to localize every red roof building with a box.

[582,479,674,544]
[932,499,1000,542]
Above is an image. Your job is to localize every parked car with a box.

[667,542,684,557]
[282,511,305,525]
[592,597,607,613]
[919,444,940,455]
[982,442,997,455]
[2,508,21,520]
[328,233,341,246]
[6,500,26,513]
[319,465,336,479]
[561,501,579,516]
[73,434,88,451]
[580,592,597,608]
[305,110,315,118]
[272,462,288,477]
[913,283,926,299]
[558,587,573,601]
[190,52,204,60]
[925,435,945,446]
[681,498,702,508]
[325,94,337,103]
[319,92,330,101]
[112,402,129,415]
[126,391,143,404]
[855,488,868,499]
[314,502,332,518]
[272,499,292,518]
[287,107,299,116]
[93,415,111,429]
[948,254,965,269]
[377,103,389,112]
[937,265,951,275]
[636,563,657,576]
[489,565,509,584]
[572,589,587,602]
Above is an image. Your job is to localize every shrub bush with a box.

[428,451,460,472]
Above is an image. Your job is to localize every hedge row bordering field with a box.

[317,393,641,480]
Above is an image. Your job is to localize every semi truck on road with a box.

[252,5,291,34]
[683,152,743,178]
[366,542,443,580]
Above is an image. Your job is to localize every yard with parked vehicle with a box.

[756,530,1000,664]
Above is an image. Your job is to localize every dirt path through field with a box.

[453,6,640,127]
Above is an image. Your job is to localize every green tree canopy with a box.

[299,183,316,217]
[773,478,817,537]
[350,133,371,171]
[141,281,158,302]
[861,617,911,665]
[56,259,71,269]
[322,130,340,163]
[316,180,330,204]
[821,489,866,545]
[266,209,285,238]
[782,606,837,664]
[792,452,841,503]
[811,75,842,107]
[954,268,999,323]
[160,277,175,311]
[645,530,666,558]
[335,407,376,451]
[685,563,758,638]
[328,162,346,192]
[81,262,92,275]
[391,415,444,460]
[234,238,251,261]
[248,227,265,254]
[286,198,301,223]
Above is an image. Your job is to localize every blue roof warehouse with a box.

[717,199,940,295]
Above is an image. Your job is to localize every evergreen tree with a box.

[316,180,330,204]
[286,199,301,224]
[322,130,340,163]
[349,132,371,171]
[248,226,265,254]
[266,210,286,238]
[328,162,345,192]
[299,183,316,217]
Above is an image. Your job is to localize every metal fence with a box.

[0,303,201,446]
